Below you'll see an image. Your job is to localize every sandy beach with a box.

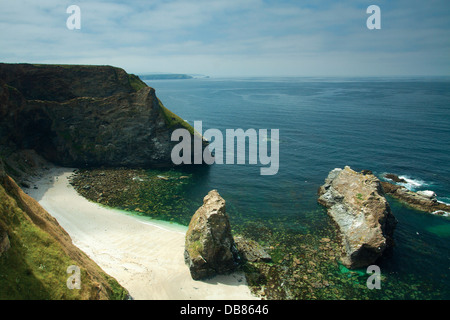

[26,167,258,300]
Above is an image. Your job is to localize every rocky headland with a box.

[381,174,450,216]
[318,166,397,269]
[0,63,205,169]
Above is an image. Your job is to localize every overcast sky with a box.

[1,0,449,77]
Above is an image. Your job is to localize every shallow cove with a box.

[74,76,450,299]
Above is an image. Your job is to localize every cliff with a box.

[0,63,199,168]
[0,158,128,299]
[0,62,203,299]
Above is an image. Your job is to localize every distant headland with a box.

[139,73,209,80]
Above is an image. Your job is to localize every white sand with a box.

[26,167,258,300]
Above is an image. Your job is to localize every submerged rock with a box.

[384,173,407,184]
[184,190,240,280]
[318,166,397,269]
[234,236,271,263]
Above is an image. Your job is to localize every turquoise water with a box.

[143,77,450,299]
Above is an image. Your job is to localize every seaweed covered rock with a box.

[318,166,397,269]
[184,190,240,280]
[234,236,271,263]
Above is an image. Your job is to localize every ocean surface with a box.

[143,77,450,299]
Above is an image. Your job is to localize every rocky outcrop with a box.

[384,174,407,184]
[381,181,450,215]
[184,190,241,280]
[318,166,397,269]
[0,63,204,168]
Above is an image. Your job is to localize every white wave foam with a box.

[417,190,436,199]
[438,195,450,201]
[432,210,450,217]
[397,175,426,190]
[437,199,450,206]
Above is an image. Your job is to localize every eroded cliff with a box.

[0,63,198,168]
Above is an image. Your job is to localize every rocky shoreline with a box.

[381,174,450,216]
[63,165,445,300]
[67,167,198,225]
[66,167,386,300]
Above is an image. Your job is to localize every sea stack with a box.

[318,166,397,269]
[184,190,240,280]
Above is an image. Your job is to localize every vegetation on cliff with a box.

[0,161,128,299]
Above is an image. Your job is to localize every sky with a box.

[0,0,449,77]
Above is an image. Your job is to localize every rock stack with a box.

[318,166,397,269]
[184,190,241,280]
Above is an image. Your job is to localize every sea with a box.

[142,76,450,299]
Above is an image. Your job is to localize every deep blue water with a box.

[145,77,450,299]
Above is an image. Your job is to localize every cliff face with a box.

[0,63,200,298]
[0,63,197,168]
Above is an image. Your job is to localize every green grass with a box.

[190,240,204,257]
[158,99,196,136]
[0,184,77,299]
[128,74,147,92]
[0,183,127,300]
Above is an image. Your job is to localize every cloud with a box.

[0,0,449,76]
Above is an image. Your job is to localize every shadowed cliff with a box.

[0,63,200,168]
